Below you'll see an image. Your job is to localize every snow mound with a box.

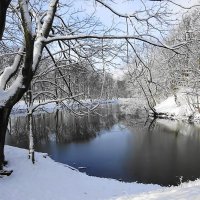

[154,90,200,121]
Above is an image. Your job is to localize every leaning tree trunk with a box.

[0,0,59,170]
[0,107,11,170]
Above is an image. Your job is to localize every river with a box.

[6,104,200,186]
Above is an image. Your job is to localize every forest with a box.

[1,0,200,200]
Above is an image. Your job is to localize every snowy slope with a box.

[155,96,193,117]
[153,90,200,121]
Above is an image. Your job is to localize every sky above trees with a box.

[72,0,200,79]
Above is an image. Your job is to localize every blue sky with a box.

[73,0,199,27]
[71,0,200,78]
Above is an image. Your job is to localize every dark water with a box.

[6,104,200,186]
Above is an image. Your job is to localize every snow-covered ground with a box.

[4,97,200,199]
[153,89,200,121]
[115,180,200,200]
[2,146,200,200]
[1,146,159,200]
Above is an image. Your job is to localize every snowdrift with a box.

[151,89,200,122]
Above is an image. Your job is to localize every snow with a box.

[19,0,32,35]
[3,98,200,199]
[153,89,200,121]
[1,146,160,200]
[154,96,193,118]
[11,99,118,115]
[3,145,200,200]
[0,46,24,90]
[0,75,24,107]
[32,36,43,71]
[115,180,200,200]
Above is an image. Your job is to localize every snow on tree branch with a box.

[0,46,24,90]
[19,0,33,38]
[41,0,59,38]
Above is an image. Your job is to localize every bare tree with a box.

[0,0,185,173]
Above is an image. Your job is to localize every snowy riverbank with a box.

[11,99,118,115]
[152,89,200,122]
[1,146,159,200]
[2,146,200,200]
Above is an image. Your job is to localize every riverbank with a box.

[151,89,200,122]
[11,99,118,115]
[1,146,159,200]
[2,146,200,200]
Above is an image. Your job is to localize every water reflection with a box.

[5,105,200,186]
[7,105,121,147]
[121,117,200,186]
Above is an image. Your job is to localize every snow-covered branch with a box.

[41,0,59,38]
[19,0,33,37]
[0,46,24,90]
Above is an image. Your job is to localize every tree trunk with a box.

[0,0,11,40]
[28,111,35,164]
[27,86,35,164]
[0,107,11,170]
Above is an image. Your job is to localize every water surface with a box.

[6,104,200,186]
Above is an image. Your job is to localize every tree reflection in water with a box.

[6,105,121,148]
[6,104,200,186]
